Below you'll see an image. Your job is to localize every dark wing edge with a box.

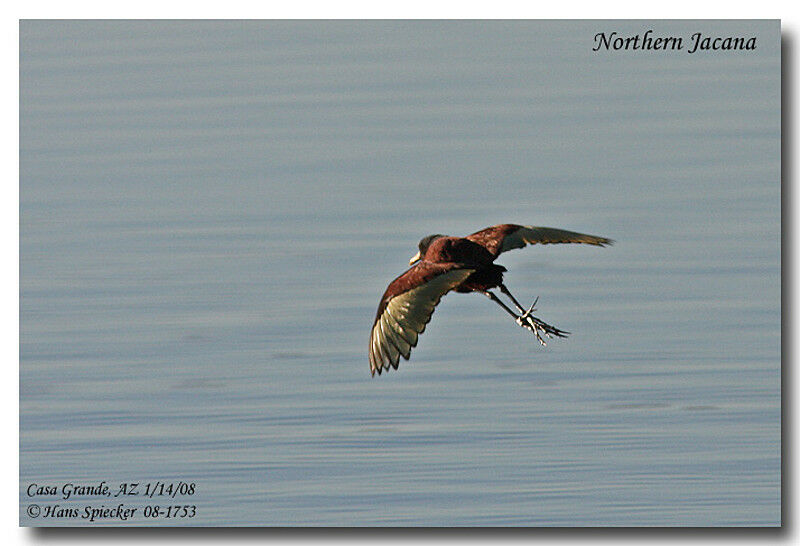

[467,224,613,256]
[369,267,475,376]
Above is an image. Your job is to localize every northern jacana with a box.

[369,224,613,375]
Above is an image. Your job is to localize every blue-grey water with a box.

[20,20,780,526]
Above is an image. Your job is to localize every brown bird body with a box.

[369,224,612,376]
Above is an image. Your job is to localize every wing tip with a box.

[594,237,614,247]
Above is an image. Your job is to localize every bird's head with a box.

[409,234,445,265]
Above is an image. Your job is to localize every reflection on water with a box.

[20,20,780,525]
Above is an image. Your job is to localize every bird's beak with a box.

[409,251,421,265]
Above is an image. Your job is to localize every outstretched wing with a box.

[466,224,613,257]
[369,263,475,376]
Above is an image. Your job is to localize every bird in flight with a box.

[369,224,613,375]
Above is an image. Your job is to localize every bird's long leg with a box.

[482,289,549,345]
[491,286,570,346]
[499,284,534,314]
[482,290,524,320]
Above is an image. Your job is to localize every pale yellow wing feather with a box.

[369,268,474,375]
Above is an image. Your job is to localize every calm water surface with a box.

[20,21,780,526]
